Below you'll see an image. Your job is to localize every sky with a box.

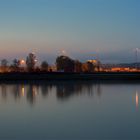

[0,0,139,64]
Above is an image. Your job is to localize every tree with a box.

[56,55,75,72]
[26,53,37,72]
[82,62,95,72]
[97,60,101,72]
[74,60,82,72]
[86,62,95,72]
[1,59,8,67]
[11,59,20,72]
[1,59,8,72]
[13,59,20,67]
[41,61,49,71]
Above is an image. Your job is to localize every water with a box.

[0,81,140,139]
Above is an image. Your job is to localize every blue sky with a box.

[0,0,139,64]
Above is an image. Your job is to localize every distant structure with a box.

[87,59,101,71]
[87,59,99,65]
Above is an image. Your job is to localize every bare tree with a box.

[11,59,20,72]
[26,53,37,72]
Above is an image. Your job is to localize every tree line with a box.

[0,53,101,73]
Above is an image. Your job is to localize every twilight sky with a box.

[0,0,139,64]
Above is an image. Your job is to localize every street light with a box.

[62,50,66,56]
[20,59,25,65]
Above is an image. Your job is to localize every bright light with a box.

[62,50,66,55]
[20,59,25,64]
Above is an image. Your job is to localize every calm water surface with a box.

[0,81,140,139]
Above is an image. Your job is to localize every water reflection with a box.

[21,85,25,96]
[26,85,36,105]
[0,82,102,104]
[1,84,7,99]
[12,84,22,99]
[0,82,140,139]
[136,91,139,110]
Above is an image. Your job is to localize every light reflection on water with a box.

[0,82,101,105]
[0,81,140,139]
[136,91,139,111]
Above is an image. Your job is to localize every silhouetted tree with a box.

[56,55,75,72]
[26,53,36,72]
[86,62,95,72]
[1,59,8,72]
[11,59,20,72]
[1,59,8,67]
[74,60,82,72]
[82,63,88,72]
[97,61,101,72]
[41,61,49,71]
[13,59,20,67]
[81,62,95,72]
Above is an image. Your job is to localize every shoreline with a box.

[0,72,140,81]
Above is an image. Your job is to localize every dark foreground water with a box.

[0,81,140,140]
